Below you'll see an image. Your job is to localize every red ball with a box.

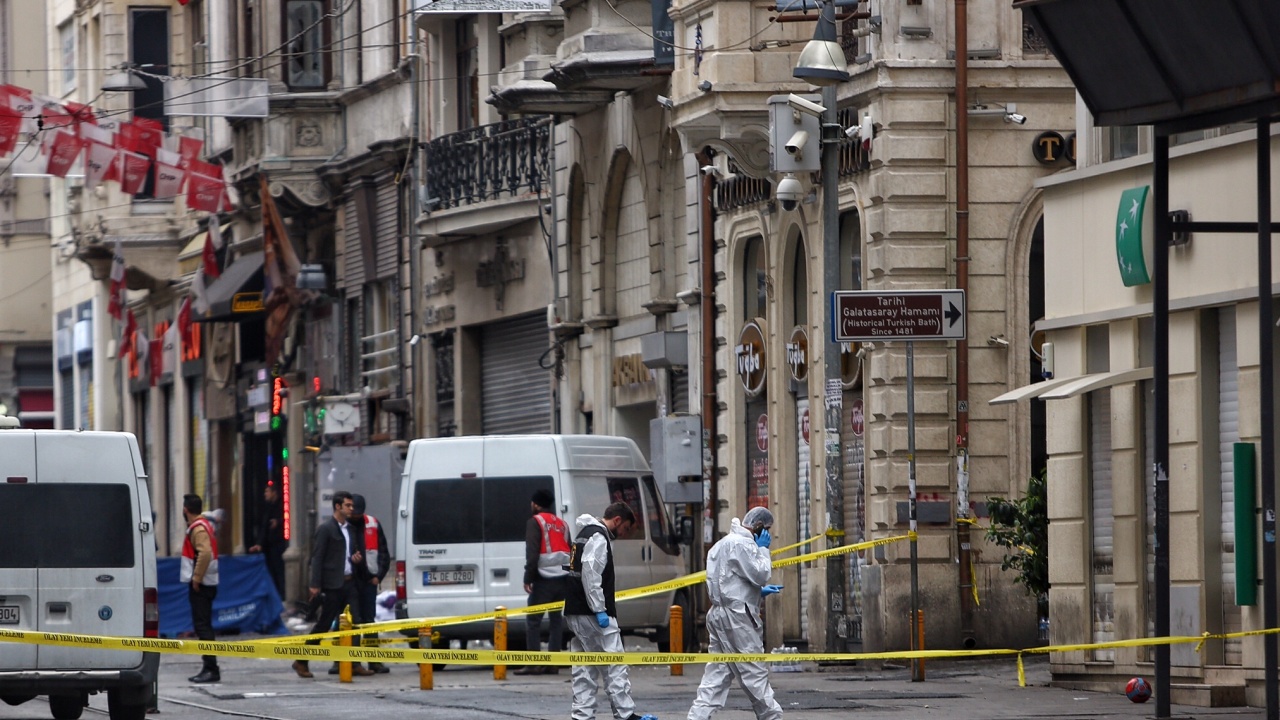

[1125,677,1152,703]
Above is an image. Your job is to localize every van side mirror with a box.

[678,516,696,546]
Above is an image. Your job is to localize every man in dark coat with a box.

[291,490,372,679]
[248,482,288,601]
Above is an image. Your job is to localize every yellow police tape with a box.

[5,624,1278,689]
[260,531,906,645]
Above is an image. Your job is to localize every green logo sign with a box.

[1116,186,1151,286]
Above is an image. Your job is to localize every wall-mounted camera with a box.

[784,130,809,158]
[775,173,803,212]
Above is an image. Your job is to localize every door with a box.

[640,476,679,622]
[0,431,38,671]
[35,433,146,669]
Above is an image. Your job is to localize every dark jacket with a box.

[309,516,364,590]
[255,498,288,552]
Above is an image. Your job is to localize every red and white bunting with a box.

[44,129,84,178]
[187,172,223,212]
[118,150,151,195]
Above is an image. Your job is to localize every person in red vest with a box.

[182,494,220,684]
[332,493,391,675]
[516,488,571,675]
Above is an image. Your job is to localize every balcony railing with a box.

[424,117,551,211]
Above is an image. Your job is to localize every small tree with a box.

[985,469,1049,613]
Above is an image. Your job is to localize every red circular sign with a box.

[756,414,769,453]
[850,399,865,437]
[801,407,810,446]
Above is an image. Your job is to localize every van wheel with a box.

[49,694,85,720]
[657,592,696,653]
[106,690,145,720]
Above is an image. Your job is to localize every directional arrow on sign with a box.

[945,302,962,327]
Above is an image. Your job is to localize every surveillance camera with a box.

[784,130,809,157]
[408,334,421,347]
[656,95,674,109]
[697,80,713,92]
[987,335,1010,347]
[844,125,860,140]
[787,93,826,117]
[775,173,803,212]
[1005,112,1027,125]
[700,165,724,179]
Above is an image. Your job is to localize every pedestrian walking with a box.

[687,506,784,720]
[292,490,372,679]
[248,483,288,601]
[516,488,571,675]
[564,501,657,720]
[181,494,220,684]
[328,493,391,675]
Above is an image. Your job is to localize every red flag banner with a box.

[187,158,223,180]
[178,134,204,168]
[202,219,223,279]
[119,310,137,357]
[108,239,126,322]
[177,297,193,351]
[153,160,185,198]
[115,122,147,155]
[45,130,84,178]
[187,172,223,212]
[133,117,164,157]
[0,105,20,156]
[84,142,115,190]
[118,150,151,195]
[63,101,97,126]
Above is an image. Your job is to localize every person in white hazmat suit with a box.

[563,502,658,720]
[687,506,784,720]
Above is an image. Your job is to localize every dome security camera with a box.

[775,174,803,212]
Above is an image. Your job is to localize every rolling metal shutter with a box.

[843,391,866,646]
[342,194,366,289]
[1218,308,1241,664]
[1090,391,1115,661]
[796,396,811,641]
[375,176,399,280]
[481,314,551,435]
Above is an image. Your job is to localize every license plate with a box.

[424,569,474,585]
[0,606,17,624]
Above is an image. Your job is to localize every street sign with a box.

[831,289,967,342]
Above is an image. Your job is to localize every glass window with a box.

[285,0,326,89]
[454,17,479,130]
[839,210,862,290]
[411,476,553,545]
[59,22,76,94]
[1110,126,1139,160]
[742,236,766,321]
[641,476,678,556]
[0,484,135,568]
[570,475,645,540]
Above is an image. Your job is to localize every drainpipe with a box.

[954,0,976,649]
[696,150,719,541]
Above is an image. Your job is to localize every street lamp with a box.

[793,0,849,655]
[101,63,147,93]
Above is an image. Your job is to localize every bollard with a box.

[669,604,684,676]
[494,606,507,681]
[418,623,433,690]
[339,606,353,683]
[911,609,926,682]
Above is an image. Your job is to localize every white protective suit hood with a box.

[704,517,773,618]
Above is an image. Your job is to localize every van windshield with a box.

[412,476,554,544]
[0,484,136,568]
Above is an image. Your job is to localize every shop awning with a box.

[989,367,1155,405]
[1037,367,1154,400]
[196,252,265,323]
[988,374,1087,405]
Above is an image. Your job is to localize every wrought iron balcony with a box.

[424,117,551,211]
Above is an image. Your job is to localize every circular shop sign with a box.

[786,326,809,382]
[801,407,810,446]
[756,414,770,453]
[850,398,865,438]
[736,320,767,397]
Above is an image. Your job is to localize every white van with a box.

[394,435,694,652]
[0,422,159,720]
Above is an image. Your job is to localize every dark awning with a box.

[1017,0,1280,131]
[197,252,265,323]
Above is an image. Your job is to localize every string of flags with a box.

[0,83,231,211]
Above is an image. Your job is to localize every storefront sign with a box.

[1032,131,1066,164]
[612,353,651,388]
[786,326,808,382]
[735,321,766,397]
[423,272,454,297]
[232,291,264,313]
[1116,185,1152,286]
[423,304,456,327]
[850,398,865,437]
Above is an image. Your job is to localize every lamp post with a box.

[793,0,850,654]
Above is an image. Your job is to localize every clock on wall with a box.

[323,401,360,435]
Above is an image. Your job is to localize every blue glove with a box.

[760,584,783,597]
[755,528,771,548]
[596,611,610,628]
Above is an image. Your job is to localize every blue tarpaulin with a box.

[157,554,287,638]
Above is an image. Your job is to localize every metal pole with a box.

[821,80,847,653]
[907,341,921,681]
[1257,117,1277,720]
[1152,132,1170,719]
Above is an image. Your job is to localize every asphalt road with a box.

[1,644,1271,719]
